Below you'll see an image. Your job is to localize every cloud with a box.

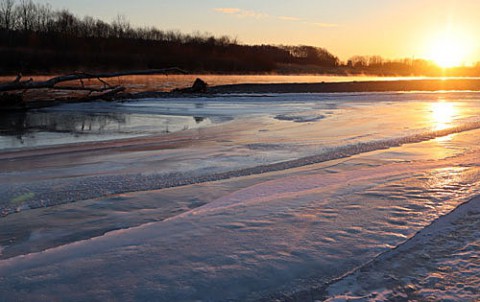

[278,16,302,22]
[214,7,268,19]
[310,22,339,28]
[213,8,241,14]
[213,8,339,28]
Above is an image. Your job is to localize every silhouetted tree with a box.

[282,45,339,67]
[54,10,79,36]
[0,0,15,30]
[368,56,384,66]
[111,14,130,38]
[16,0,36,31]
[35,3,52,33]
[93,19,112,38]
[349,56,368,68]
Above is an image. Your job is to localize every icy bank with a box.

[325,195,480,301]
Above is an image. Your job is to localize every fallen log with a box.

[0,68,188,110]
[0,68,187,93]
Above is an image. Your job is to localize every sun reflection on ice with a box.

[431,102,456,131]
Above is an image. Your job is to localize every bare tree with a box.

[35,2,52,32]
[368,56,384,66]
[0,0,15,30]
[93,19,111,38]
[111,14,130,38]
[16,0,36,31]
[80,16,95,37]
[217,35,233,47]
[149,27,164,40]
[54,9,79,36]
[349,56,368,68]
[165,30,182,42]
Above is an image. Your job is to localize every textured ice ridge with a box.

[3,119,480,217]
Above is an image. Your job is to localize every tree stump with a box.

[174,78,208,93]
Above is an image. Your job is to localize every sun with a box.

[429,36,466,68]
[426,31,471,68]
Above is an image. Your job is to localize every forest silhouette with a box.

[1,0,480,75]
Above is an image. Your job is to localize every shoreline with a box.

[3,78,480,111]
[209,78,480,94]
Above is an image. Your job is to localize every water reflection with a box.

[0,111,126,139]
[194,117,205,123]
[0,110,211,150]
[431,102,456,131]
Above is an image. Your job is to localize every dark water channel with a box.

[0,106,211,150]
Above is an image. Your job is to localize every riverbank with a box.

[209,78,480,94]
[4,77,480,111]
[124,77,480,101]
[1,74,403,110]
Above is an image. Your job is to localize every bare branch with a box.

[78,86,126,102]
[0,68,188,93]
[13,73,22,83]
[93,76,112,88]
[51,85,122,93]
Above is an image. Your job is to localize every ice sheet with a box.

[1,92,480,301]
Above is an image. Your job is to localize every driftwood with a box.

[0,68,187,93]
[0,68,188,109]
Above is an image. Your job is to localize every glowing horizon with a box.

[42,0,480,65]
[422,22,475,68]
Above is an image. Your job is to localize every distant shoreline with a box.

[209,79,480,94]
[3,78,480,111]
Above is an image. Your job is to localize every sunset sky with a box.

[47,0,480,64]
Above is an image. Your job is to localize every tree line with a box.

[1,0,479,76]
[0,0,341,74]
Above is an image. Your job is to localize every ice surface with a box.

[324,196,480,302]
[1,91,480,301]
[1,148,480,300]
[3,92,480,215]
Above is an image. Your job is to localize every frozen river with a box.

[1,91,480,301]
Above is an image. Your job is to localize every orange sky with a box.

[49,0,480,64]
